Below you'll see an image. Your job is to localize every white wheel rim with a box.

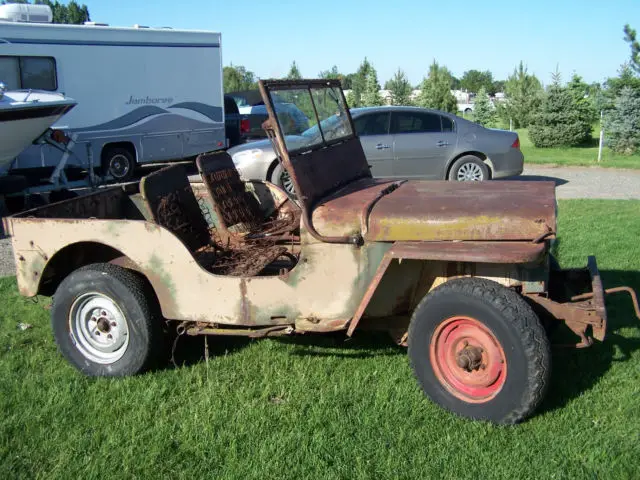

[109,154,130,179]
[68,292,130,364]
[457,162,484,181]
[280,170,295,195]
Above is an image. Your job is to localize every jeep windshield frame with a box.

[259,79,357,155]
[258,79,373,245]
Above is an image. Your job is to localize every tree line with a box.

[224,24,640,155]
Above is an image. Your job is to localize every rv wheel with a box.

[102,146,135,182]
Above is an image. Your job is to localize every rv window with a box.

[0,56,57,91]
[20,57,57,91]
[0,57,20,90]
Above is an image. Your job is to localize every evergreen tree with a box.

[604,87,640,154]
[529,73,592,147]
[417,61,457,114]
[349,58,373,107]
[472,87,495,126]
[497,61,543,128]
[386,68,412,105]
[285,61,302,80]
[362,66,383,106]
[624,24,640,74]
[566,74,598,124]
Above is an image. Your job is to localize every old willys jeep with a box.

[4,79,639,424]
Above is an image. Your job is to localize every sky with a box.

[88,0,640,86]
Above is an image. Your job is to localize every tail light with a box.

[511,137,520,148]
[240,119,250,134]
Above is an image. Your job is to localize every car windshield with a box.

[270,85,353,152]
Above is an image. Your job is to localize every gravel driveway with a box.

[1,166,638,278]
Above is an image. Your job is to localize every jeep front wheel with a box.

[51,263,164,376]
[408,277,551,424]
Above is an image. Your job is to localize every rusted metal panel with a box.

[347,252,393,336]
[287,136,372,212]
[525,256,610,347]
[311,178,400,238]
[311,179,556,242]
[8,216,371,324]
[14,187,125,219]
[367,180,557,242]
[389,241,547,264]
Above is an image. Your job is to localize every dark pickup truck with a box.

[224,95,248,148]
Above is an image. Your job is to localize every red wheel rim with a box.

[429,316,507,403]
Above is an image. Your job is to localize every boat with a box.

[0,82,77,169]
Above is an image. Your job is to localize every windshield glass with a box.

[270,85,353,152]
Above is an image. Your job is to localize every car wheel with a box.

[51,263,165,376]
[408,277,551,424]
[449,155,489,181]
[271,162,296,196]
[102,146,135,182]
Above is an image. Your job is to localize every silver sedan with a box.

[228,106,524,195]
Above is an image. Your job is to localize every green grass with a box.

[1,200,640,479]
[518,128,640,169]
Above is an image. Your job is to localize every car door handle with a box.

[437,141,449,147]
[376,143,391,149]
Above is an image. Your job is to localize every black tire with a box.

[448,155,489,181]
[408,277,551,424]
[51,263,164,376]
[102,146,135,182]
[271,162,296,197]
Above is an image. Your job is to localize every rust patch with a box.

[390,241,547,264]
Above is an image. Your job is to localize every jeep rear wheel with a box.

[408,277,551,424]
[51,263,165,376]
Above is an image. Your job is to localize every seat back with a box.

[196,151,263,235]
[140,164,211,252]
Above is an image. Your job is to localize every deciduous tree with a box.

[460,69,494,94]
[223,65,257,93]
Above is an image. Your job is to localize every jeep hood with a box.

[311,179,557,242]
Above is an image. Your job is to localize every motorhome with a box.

[0,5,225,181]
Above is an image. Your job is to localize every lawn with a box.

[1,200,640,479]
[518,128,640,170]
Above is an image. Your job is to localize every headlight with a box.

[232,149,262,168]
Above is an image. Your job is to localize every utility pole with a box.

[597,110,604,163]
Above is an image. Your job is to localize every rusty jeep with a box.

[4,79,639,424]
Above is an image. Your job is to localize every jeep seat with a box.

[140,164,286,277]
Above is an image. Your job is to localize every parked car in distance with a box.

[227,90,310,139]
[228,106,524,195]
